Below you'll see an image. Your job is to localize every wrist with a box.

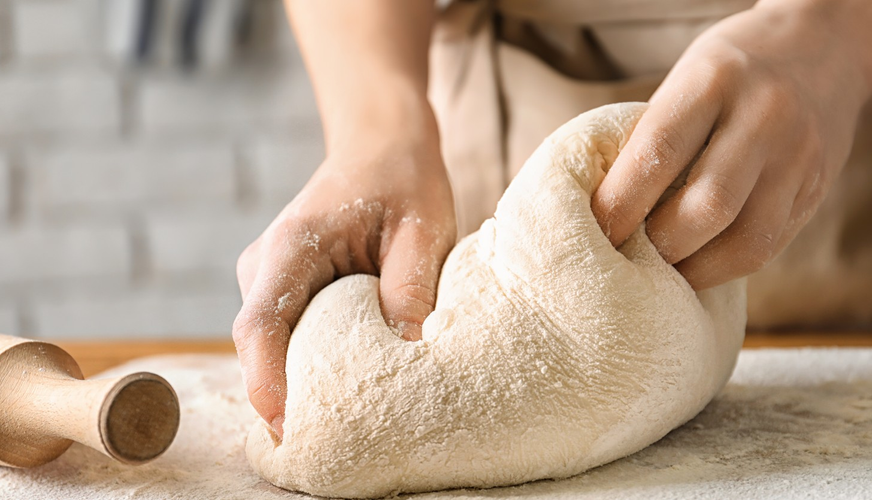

[757,0,872,102]
[322,81,442,160]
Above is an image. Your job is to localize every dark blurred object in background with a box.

[107,0,285,71]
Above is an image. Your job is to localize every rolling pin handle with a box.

[0,335,180,468]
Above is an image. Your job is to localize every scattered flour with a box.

[1,349,871,499]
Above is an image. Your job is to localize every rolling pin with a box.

[0,334,180,468]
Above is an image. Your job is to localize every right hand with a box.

[232,129,456,438]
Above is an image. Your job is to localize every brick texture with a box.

[0,68,120,137]
[13,0,98,58]
[246,127,324,206]
[147,211,275,274]
[0,153,10,221]
[0,1,12,62]
[0,304,18,335]
[139,68,319,135]
[30,141,237,212]
[0,226,129,285]
[0,0,325,339]
[33,291,241,339]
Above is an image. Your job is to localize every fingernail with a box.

[400,322,423,342]
[270,414,285,439]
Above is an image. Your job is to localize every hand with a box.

[592,0,872,289]
[232,130,456,438]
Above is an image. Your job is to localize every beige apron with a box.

[428,0,872,329]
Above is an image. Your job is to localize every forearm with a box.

[284,0,439,157]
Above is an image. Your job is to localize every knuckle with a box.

[603,203,634,232]
[715,48,752,79]
[677,47,743,101]
[271,216,314,242]
[232,310,287,357]
[244,375,285,421]
[739,230,777,272]
[657,132,685,162]
[391,282,437,308]
[248,378,281,406]
[245,379,271,404]
[646,223,681,263]
[384,282,437,323]
[261,216,327,260]
[236,240,260,278]
[692,178,743,229]
[231,309,257,344]
[637,128,685,171]
[603,204,646,245]
[232,307,272,344]
[701,43,752,85]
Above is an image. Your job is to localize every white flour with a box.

[1,348,871,499]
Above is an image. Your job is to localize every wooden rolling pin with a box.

[0,334,180,468]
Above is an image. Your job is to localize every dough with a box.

[246,103,747,498]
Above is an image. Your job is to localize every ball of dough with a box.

[246,102,746,498]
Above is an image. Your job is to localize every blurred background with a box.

[0,0,323,339]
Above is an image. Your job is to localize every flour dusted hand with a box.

[591,1,872,290]
[232,120,455,438]
[245,103,747,498]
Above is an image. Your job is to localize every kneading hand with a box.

[233,0,449,437]
[592,0,872,289]
[233,136,455,437]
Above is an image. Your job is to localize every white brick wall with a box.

[30,141,237,212]
[139,68,320,136]
[33,291,241,339]
[0,154,10,221]
[0,2,12,62]
[0,304,19,335]
[246,127,324,206]
[0,0,323,339]
[147,210,275,275]
[0,68,120,137]
[13,0,99,58]
[0,225,130,284]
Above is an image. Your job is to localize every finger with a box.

[233,298,291,438]
[676,164,797,290]
[379,218,451,341]
[645,122,765,264]
[232,236,333,438]
[236,238,262,300]
[592,81,721,247]
[776,143,831,254]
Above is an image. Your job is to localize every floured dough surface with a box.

[246,103,747,498]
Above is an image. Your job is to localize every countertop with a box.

[4,347,872,499]
[54,332,872,377]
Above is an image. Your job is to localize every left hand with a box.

[591,0,872,290]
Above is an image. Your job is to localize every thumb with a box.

[232,248,328,439]
[379,221,449,341]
